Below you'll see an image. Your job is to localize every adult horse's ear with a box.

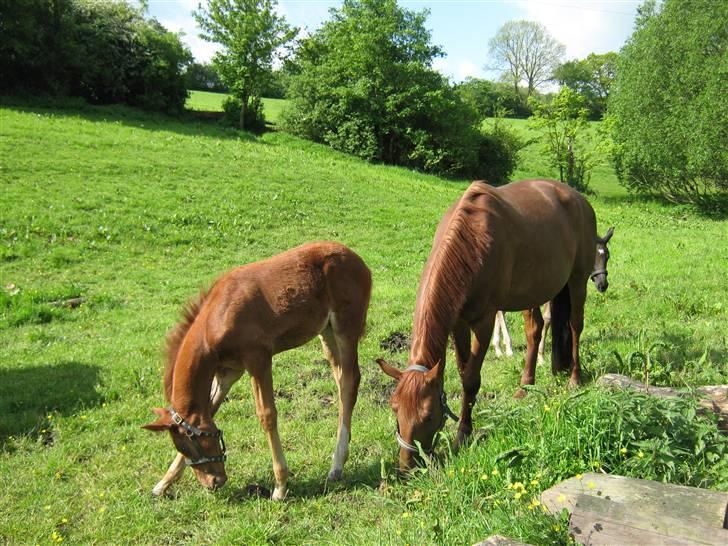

[599,226,615,244]
[141,407,174,432]
[376,358,402,380]
[425,361,443,382]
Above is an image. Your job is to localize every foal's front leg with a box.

[151,369,241,497]
[250,359,288,501]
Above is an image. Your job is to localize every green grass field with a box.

[187,90,287,126]
[1,97,727,545]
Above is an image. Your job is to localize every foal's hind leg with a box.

[537,302,551,366]
[320,323,361,481]
[151,368,242,497]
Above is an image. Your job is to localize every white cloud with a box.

[456,61,483,81]
[520,0,638,59]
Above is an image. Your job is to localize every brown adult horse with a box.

[143,242,371,500]
[377,179,601,472]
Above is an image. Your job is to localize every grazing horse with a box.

[537,227,614,364]
[377,179,601,472]
[142,242,371,500]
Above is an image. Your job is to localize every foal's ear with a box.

[141,407,174,432]
[376,358,402,380]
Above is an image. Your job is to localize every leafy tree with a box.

[194,0,297,131]
[488,20,565,100]
[529,87,597,193]
[283,0,515,180]
[553,52,617,119]
[456,78,533,119]
[609,0,727,203]
[186,62,228,92]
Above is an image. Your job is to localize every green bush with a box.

[283,0,515,179]
[609,0,728,203]
[222,95,266,133]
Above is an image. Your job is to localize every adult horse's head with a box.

[376,359,456,473]
[143,407,227,491]
[591,227,614,293]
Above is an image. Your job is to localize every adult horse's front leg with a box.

[515,307,544,398]
[567,282,587,388]
[320,325,361,481]
[249,356,289,501]
[454,313,495,446]
[151,368,242,497]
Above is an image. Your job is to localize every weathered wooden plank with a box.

[472,536,533,546]
[572,493,728,545]
[541,473,728,546]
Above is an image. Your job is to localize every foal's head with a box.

[143,408,227,490]
[377,359,445,473]
[592,226,614,293]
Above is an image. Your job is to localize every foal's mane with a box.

[163,289,210,402]
[411,183,493,366]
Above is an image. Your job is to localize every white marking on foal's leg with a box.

[499,312,514,357]
[152,453,186,497]
[328,425,349,481]
[492,312,503,357]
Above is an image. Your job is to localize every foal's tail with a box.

[550,284,572,375]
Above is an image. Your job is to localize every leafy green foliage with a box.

[456,78,533,119]
[283,0,501,178]
[195,0,296,131]
[0,0,191,113]
[553,52,617,120]
[529,87,599,193]
[185,62,228,93]
[609,0,728,203]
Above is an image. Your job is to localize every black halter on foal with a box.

[170,408,226,466]
[590,267,608,281]
[395,365,459,454]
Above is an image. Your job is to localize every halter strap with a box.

[590,268,608,280]
[169,407,226,466]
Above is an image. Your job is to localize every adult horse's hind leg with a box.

[320,321,361,482]
[151,368,242,497]
[550,285,573,375]
[151,368,243,497]
[454,313,495,446]
[566,281,587,388]
[249,353,288,501]
[515,307,544,398]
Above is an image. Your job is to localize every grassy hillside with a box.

[1,99,726,545]
[187,90,286,126]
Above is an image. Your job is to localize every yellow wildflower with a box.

[460,467,465,474]
[557,494,566,503]
[575,473,583,480]
[61,518,68,524]
[620,447,627,454]
[491,469,499,476]
[530,479,539,486]
[553,524,561,532]
[638,451,644,459]
[98,506,106,514]
[587,481,596,490]
[401,511,411,519]
[544,404,551,412]
[480,474,488,481]
[447,469,455,477]
[514,492,522,500]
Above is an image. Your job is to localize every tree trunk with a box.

[239,93,248,130]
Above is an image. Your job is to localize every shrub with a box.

[222,95,266,133]
[609,0,728,203]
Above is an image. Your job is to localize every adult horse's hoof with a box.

[327,468,343,482]
[513,388,528,399]
[568,378,581,389]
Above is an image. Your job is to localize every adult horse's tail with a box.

[550,284,572,375]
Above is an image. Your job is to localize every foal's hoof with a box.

[151,483,171,498]
[513,388,528,399]
[327,468,343,482]
[271,487,287,502]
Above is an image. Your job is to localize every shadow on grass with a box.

[0,95,264,143]
[0,361,102,444]
[223,460,383,503]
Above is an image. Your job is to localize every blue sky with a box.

[145,1,642,82]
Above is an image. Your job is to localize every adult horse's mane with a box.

[163,288,211,402]
[411,183,494,366]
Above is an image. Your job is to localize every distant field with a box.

[186,90,287,126]
[1,98,726,544]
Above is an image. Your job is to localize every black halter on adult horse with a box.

[378,179,605,472]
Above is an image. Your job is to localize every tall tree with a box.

[194,0,297,130]
[553,52,618,119]
[488,20,565,99]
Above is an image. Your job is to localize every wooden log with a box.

[597,373,728,430]
[541,473,728,546]
[472,536,533,546]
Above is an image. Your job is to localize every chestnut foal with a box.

[143,242,371,500]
